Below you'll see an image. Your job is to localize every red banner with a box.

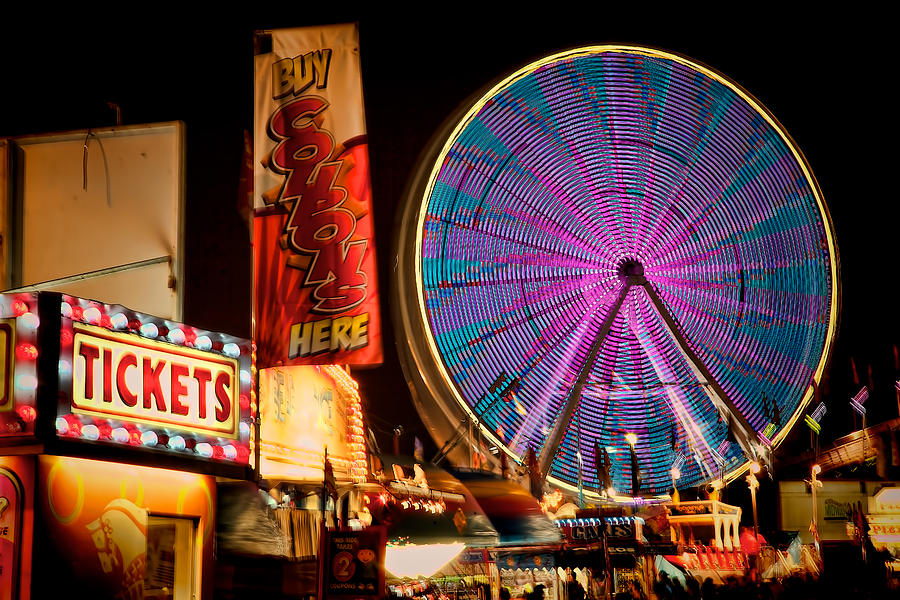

[253,24,382,367]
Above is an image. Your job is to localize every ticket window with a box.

[145,515,197,600]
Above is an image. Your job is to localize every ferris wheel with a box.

[393,46,839,497]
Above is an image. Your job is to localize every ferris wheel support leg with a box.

[639,280,770,468]
[538,282,633,481]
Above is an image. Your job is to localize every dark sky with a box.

[1,14,895,459]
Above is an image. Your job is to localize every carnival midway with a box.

[1,18,898,600]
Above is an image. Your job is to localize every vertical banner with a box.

[254,24,382,367]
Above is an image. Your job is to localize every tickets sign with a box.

[72,324,239,437]
[254,23,382,368]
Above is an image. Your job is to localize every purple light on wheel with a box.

[396,46,839,496]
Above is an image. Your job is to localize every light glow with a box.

[384,543,465,578]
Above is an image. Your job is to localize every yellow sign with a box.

[259,366,350,481]
[72,324,239,437]
[0,320,13,412]
[874,487,900,513]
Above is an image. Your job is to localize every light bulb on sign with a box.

[82,424,100,440]
[195,442,213,458]
[83,307,101,324]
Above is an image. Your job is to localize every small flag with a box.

[805,401,826,434]
[804,415,821,434]
[811,402,827,421]
[715,439,730,459]
[850,386,869,416]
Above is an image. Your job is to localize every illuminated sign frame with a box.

[0,294,40,438]
[0,320,13,411]
[259,364,367,483]
[54,294,254,466]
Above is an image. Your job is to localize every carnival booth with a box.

[665,500,747,581]
[556,509,650,599]
[0,292,254,599]
[866,486,900,587]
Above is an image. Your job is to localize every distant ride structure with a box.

[393,46,839,497]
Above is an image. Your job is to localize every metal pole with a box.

[468,417,474,468]
[751,482,759,540]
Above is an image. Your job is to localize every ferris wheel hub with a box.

[617,259,645,280]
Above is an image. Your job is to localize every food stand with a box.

[556,513,649,598]
[665,500,747,580]
[1,292,254,599]
[866,486,900,588]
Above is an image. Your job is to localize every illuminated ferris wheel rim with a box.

[397,44,839,497]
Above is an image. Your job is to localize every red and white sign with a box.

[73,324,239,437]
[253,23,382,368]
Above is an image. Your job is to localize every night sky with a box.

[1,14,895,471]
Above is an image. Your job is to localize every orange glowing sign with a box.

[0,320,12,412]
[37,455,215,599]
[72,324,239,437]
[259,365,357,481]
